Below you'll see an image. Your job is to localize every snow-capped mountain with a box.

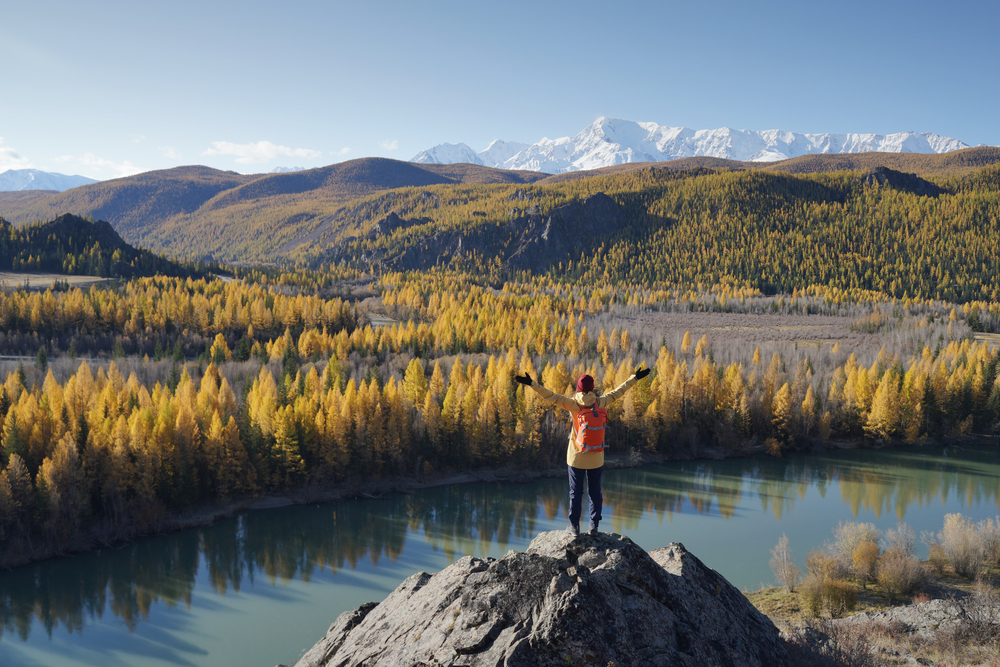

[411,118,972,174]
[0,169,98,192]
[478,140,531,168]
[410,143,485,166]
[410,140,532,169]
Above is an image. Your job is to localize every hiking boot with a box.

[566,523,580,535]
[589,524,599,535]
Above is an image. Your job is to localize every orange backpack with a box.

[571,404,608,453]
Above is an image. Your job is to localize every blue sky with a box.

[3,0,998,180]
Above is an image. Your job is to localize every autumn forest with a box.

[2,156,1000,567]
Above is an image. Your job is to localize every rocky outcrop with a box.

[504,192,624,272]
[834,594,1000,640]
[855,166,943,197]
[339,192,626,274]
[291,530,791,667]
[370,211,432,237]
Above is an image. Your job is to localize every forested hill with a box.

[529,146,1000,182]
[303,161,1000,304]
[1,152,1000,303]
[0,213,199,278]
[0,160,548,260]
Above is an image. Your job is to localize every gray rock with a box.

[833,595,1000,641]
[293,531,791,667]
[337,191,626,274]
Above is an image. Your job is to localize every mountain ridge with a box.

[412,117,977,173]
[0,168,99,192]
[1,151,999,271]
[0,158,550,261]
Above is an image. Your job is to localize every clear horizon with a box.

[4,0,998,181]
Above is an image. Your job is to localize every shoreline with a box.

[2,433,995,571]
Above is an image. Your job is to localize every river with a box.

[1,444,998,667]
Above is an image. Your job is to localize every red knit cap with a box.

[576,374,595,394]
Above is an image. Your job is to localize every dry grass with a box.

[583,297,967,380]
[748,580,892,627]
[748,565,1000,667]
[783,620,899,667]
[973,332,1000,350]
[0,271,111,292]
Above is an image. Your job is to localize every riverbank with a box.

[2,433,995,571]
[748,566,1000,666]
[0,446,662,569]
[0,461,572,570]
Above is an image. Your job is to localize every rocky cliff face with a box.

[504,192,624,272]
[855,166,943,197]
[290,530,791,667]
[350,192,626,274]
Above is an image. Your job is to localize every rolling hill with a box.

[0,213,199,278]
[0,159,548,261]
[536,146,1000,184]
[302,160,1000,303]
[1,150,999,304]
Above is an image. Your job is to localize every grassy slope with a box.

[0,159,551,262]
[1,148,999,266]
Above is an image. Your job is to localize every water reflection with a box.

[602,448,1000,532]
[2,446,999,646]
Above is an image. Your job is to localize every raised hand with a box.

[514,373,534,386]
[635,367,651,380]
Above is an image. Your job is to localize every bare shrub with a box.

[784,619,891,667]
[911,592,931,604]
[800,572,858,619]
[960,580,1000,645]
[882,522,916,558]
[823,621,891,667]
[939,513,987,579]
[979,516,1000,565]
[771,534,801,592]
[851,540,879,589]
[931,586,1000,661]
[823,579,858,619]
[875,547,929,604]
[832,521,880,570]
[807,548,851,581]
[921,531,947,574]
[801,574,825,617]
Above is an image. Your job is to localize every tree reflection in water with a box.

[2,446,1000,644]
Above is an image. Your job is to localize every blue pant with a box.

[568,465,603,529]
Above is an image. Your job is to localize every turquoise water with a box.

[2,445,999,667]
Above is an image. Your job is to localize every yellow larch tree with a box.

[866,370,901,440]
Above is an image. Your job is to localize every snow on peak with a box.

[410,143,484,166]
[0,169,98,192]
[410,119,972,174]
[479,140,530,168]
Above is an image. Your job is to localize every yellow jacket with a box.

[528,375,639,469]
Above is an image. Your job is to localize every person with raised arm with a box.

[514,367,650,536]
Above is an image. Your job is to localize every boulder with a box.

[292,530,791,667]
